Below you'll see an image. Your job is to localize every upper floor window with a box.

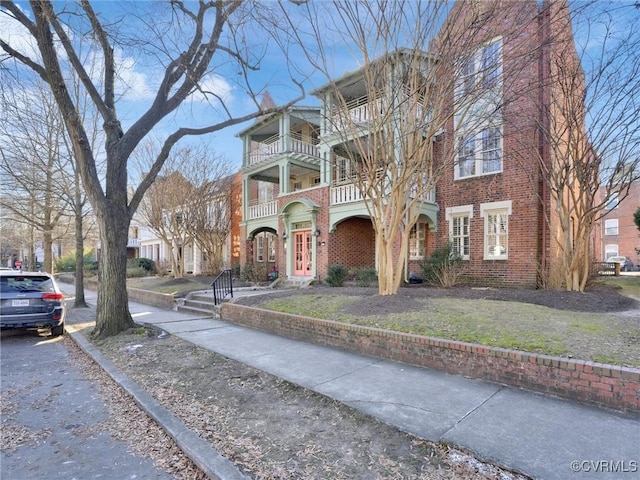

[604,219,619,236]
[457,38,502,97]
[605,194,619,210]
[456,126,503,179]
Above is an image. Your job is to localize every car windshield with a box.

[0,276,55,293]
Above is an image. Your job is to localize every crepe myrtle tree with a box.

[0,1,305,337]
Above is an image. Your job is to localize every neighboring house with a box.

[137,172,243,275]
[238,0,579,287]
[595,179,640,268]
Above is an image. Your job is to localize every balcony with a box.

[330,95,382,133]
[329,91,429,134]
[330,181,436,206]
[248,132,320,167]
[247,199,278,220]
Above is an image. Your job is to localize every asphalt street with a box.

[0,328,173,480]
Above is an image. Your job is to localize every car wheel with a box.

[51,323,65,337]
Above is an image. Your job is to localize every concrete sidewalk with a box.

[62,284,640,480]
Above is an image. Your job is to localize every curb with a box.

[67,329,250,480]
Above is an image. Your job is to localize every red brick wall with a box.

[329,217,376,272]
[221,303,640,415]
[431,0,562,287]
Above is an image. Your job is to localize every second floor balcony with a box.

[247,132,320,167]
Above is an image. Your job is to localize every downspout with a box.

[538,0,552,284]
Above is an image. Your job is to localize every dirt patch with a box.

[77,321,528,480]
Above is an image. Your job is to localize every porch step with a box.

[275,277,315,289]
[176,293,220,317]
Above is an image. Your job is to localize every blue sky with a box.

[2,1,638,175]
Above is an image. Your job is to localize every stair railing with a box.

[211,268,234,305]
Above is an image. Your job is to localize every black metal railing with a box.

[211,268,234,305]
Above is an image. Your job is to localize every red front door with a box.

[293,231,313,276]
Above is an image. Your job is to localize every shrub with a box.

[353,266,377,287]
[127,257,157,274]
[421,243,465,288]
[325,264,347,287]
[240,262,267,283]
[126,266,148,278]
[55,250,97,273]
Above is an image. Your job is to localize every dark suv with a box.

[0,271,66,336]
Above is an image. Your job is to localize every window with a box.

[605,219,619,236]
[446,205,473,260]
[456,38,502,96]
[481,127,502,173]
[605,244,618,259]
[256,234,264,262]
[481,201,511,260]
[452,216,470,259]
[267,234,275,262]
[456,126,503,179]
[481,41,501,88]
[335,155,355,183]
[605,194,619,210]
[258,181,272,202]
[409,222,427,259]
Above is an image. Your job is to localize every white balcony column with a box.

[242,135,250,167]
[242,176,250,221]
[280,114,291,153]
[280,163,290,194]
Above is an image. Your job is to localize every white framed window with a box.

[456,38,502,98]
[409,222,427,259]
[267,234,275,262]
[446,205,474,260]
[480,201,511,260]
[256,234,264,262]
[258,181,272,202]
[605,244,618,258]
[455,126,503,179]
[605,194,619,210]
[604,219,619,236]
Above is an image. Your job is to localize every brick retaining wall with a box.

[221,303,640,415]
[83,278,176,310]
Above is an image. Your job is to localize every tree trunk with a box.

[74,206,88,308]
[43,231,53,273]
[92,210,136,338]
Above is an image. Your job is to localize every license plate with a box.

[12,299,30,307]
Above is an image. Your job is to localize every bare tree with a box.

[1,1,304,337]
[287,0,535,294]
[0,80,70,273]
[186,173,239,275]
[138,168,193,278]
[524,1,640,291]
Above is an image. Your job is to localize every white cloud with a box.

[0,5,41,61]
[189,74,234,105]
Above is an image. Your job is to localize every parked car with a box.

[608,256,634,272]
[0,271,65,336]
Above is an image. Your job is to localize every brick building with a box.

[238,0,580,287]
[595,179,640,269]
